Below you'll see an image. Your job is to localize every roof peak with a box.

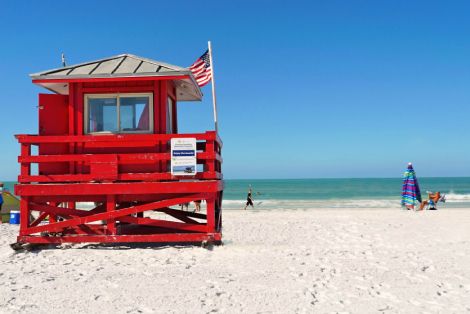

[29,53,202,102]
[30,53,187,77]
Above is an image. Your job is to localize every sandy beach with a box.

[0,208,469,313]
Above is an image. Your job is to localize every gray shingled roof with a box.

[31,54,202,101]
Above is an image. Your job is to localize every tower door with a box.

[38,93,69,175]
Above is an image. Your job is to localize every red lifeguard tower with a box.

[13,54,223,247]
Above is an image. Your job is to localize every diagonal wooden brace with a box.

[156,207,206,224]
[118,216,206,233]
[29,212,49,228]
[30,202,96,218]
[24,194,204,235]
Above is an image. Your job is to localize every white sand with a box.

[1,208,470,313]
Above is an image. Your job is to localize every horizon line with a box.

[1,176,469,183]
[223,176,470,180]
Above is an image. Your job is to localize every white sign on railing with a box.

[170,138,197,176]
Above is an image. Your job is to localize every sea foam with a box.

[222,195,470,210]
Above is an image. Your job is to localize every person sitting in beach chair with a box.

[419,191,445,210]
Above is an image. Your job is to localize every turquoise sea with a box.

[3,178,470,210]
[223,177,470,210]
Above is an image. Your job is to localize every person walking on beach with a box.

[194,200,202,212]
[244,188,254,210]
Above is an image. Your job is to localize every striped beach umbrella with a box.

[401,163,422,210]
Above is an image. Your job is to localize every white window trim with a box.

[84,93,154,134]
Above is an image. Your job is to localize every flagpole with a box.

[208,41,218,133]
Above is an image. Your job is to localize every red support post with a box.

[206,196,216,233]
[106,195,116,235]
[205,137,215,173]
[49,202,58,223]
[19,197,30,236]
[68,83,76,175]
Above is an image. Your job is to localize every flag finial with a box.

[61,53,67,67]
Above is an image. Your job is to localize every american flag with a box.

[189,50,212,87]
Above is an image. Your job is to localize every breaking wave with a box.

[222,194,470,210]
[444,193,470,202]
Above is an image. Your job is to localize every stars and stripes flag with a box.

[189,50,212,87]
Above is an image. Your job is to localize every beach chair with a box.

[425,193,446,210]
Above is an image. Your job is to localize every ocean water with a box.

[3,178,470,210]
[223,178,470,210]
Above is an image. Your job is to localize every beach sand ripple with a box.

[0,209,469,313]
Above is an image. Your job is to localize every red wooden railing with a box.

[16,131,222,184]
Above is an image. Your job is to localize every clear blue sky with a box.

[0,0,469,180]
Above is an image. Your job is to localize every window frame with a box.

[84,93,154,134]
